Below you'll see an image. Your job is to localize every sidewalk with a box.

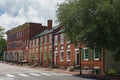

[1,61,120,80]
[0,61,80,75]
[33,66,80,75]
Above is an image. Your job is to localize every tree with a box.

[56,0,120,61]
[0,26,6,60]
[0,26,5,38]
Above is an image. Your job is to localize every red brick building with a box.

[5,20,104,74]
[30,23,104,74]
[5,22,46,63]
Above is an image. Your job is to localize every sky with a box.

[0,0,65,33]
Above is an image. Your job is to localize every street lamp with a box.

[76,36,82,75]
[79,47,82,75]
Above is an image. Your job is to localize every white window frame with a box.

[55,47,58,50]
[40,37,43,46]
[36,48,38,53]
[67,50,71,61]
[54,35,58,45]
[44,35,47,45]
[44,51,47,59]
[60,46,64,50]
[94,49,99,60]
[49,50,52,58]
[60,51,64,62]
[33,39,35,47]
[60,33,64,44]
[36,38,39,47]
[49,34,52,43]
[40,47,42,52]
[67,44,71,49]
[83,48,89,61]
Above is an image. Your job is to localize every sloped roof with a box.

[31,25,59,39]
[55,29,65,34]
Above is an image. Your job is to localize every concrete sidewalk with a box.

[30,66,80,75]
[0,61,80,75]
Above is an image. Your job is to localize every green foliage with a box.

[0,26,5,37]
[30,54,35,63]
[46,53,51,66]
[107,69,116,76]
[56,0,120,60]
[0,38,6,60]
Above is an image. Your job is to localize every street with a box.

[0,62,96,80]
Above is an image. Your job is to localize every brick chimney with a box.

[47,20,52,29]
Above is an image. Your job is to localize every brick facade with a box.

[5,20,104,74]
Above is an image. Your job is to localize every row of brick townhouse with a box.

[5,20,120,75]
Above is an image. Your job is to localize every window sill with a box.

[60,60,64,62]
[84,59,89,61]
[67,60,71,61]
[94,58,100,60]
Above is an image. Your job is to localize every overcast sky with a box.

[0,0,65,32]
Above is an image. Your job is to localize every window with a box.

[36,38,39,47]
[30,40,32,48]
[36,48,38,53]
[40,47,42,52]
[33,39,35,47]
[44,35,47,45]
[40,37,43,46]
[60,46,64,50]
[49,34,52,43]
[49,50,52,58]
[54,35,58,45]
[44,46,47,51]
[44,51,47,59]
[94,49,99,60]
[49,45,52,49]
[60,33,64,44]
[84,48,89,60]
[60,52,64,61]
[55,47,58,50]
[67,44,71,49]
[67,51,71,61]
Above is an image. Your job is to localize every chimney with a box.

[47,20,52,29]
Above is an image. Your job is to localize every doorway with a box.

[76,50,80,65]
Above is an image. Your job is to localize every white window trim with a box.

[94,49,100,60]
[67,44,71,49]
[44,51,47,59]
[49,34,52,43]
[67,50,71,61]
[55,35,58,46]
[40,37,42,46]
[60,33,64,44]
[60,46,64,50]
[94,67,100,69]
[67,40,70,44]
[60,51,64,62]
[83,48,89,61]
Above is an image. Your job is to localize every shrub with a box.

[107,69,116,76]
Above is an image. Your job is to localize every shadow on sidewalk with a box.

[73,74,120,80]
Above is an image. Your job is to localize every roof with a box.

[31,25,59,39]
[55,29,65,34]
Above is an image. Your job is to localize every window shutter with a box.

[88,48,91,60]
[81,49,84,60]
[92,49,95,60]
[98,68,101,74]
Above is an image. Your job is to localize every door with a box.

[76,53,80,65]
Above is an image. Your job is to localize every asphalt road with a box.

[0,62,96,80]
